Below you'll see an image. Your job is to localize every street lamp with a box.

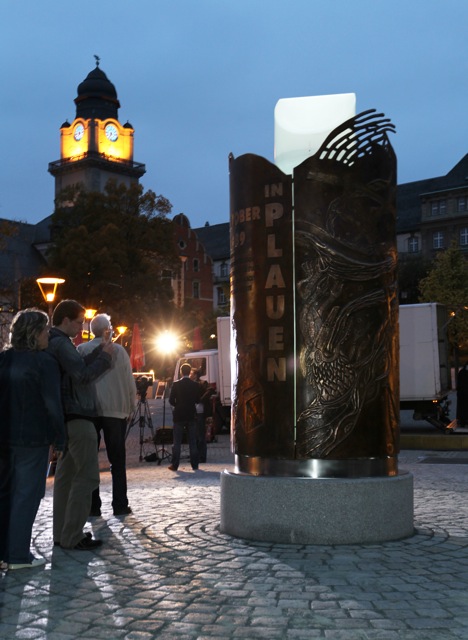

[36,277,65,321]
[115,325,128,343]
[155,330,179,428]
[85,308,97,341]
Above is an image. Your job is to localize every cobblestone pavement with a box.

[2,405,468,639]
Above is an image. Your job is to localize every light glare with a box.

[156,331,179,355]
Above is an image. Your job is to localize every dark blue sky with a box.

[2,0,467,229]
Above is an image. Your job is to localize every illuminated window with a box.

[433,231,445,249]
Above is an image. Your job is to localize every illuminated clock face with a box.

[105,124,119,142]
[74,124,84,141]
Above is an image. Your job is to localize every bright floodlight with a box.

[274,93,356,175]
[156,330,179,355]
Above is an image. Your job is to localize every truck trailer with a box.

[175,304,453,433]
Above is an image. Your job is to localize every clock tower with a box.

[48,59,146,197]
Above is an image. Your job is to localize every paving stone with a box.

[2,412,468,639]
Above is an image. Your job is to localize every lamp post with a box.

[84,308,97,341]
[156,330,179,428]
[36,277,65,321]
[115,325,128,343]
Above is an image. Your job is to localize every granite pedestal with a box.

[220,470,414,545]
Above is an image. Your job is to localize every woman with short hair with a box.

[0,309,65,570]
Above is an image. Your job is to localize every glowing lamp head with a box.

[156,331,179,355]
[36,277,65,306]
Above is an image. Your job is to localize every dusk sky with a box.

[2,0,468,230]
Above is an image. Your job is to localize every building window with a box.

[430,200,446,216]
[220,262,229,278]
[193,258,199,272]
[458,197,468,213]
[193,281,200,299]
[407,236,419,253]
[460,227,468,246]
[217,287,226,305]
[433,232,445,250]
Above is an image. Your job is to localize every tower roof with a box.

[74,61,120,120]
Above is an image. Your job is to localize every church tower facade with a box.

[48,59,146,197]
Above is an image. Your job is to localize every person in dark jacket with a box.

[457,363,468,427]
[46,300,114,551]
[0,309,65,570]
[168,363,201,471]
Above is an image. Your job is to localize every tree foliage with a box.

[419,243,468,353]
[398,254,431,305]
[47,181,179,326]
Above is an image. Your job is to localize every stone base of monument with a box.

[220,471,414,545]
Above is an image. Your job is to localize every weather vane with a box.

[94,54,100,67]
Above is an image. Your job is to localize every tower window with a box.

[193,258,199,272]
[193,282,200,299]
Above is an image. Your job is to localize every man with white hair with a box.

[77,314,136,516]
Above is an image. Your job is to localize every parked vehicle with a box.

[399,302,452,432]
[174,316,231,431]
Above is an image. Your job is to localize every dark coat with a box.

[0,348,65,449]
[457,365,468,425]
[169,376,201,423]
[46,327,112,420]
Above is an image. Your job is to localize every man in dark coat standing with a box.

[457,363,468,427]
[168,363,201,471]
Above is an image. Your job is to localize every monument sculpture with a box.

[221,94,414,543]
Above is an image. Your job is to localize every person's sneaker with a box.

[0,560,9,571]
[168,465,177,471]
[73,536,103,551]
[113,506,132,516]
[8,557,46,570]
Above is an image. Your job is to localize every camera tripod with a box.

[125,393,160,463]
[153,380,173,464]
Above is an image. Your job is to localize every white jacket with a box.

[77,338,136,419]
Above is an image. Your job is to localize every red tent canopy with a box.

[73,331,84,347]
[130,323,145,371]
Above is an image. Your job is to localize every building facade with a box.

[397,154,468,260]
[172,214,214,313]
[194,222,230,312]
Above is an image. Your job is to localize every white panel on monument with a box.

[274,93,356,175]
